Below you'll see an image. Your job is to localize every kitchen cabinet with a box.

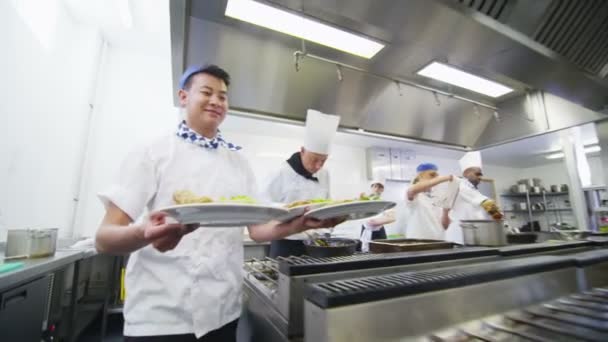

[0,275,52,342]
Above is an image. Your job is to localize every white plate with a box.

[275,202,328,222]
[158,203,289,227]
[304,200,397,221]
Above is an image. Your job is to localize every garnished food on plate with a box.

[284,198,332,209]
[358,193,381,201]
[173,190,212,204]
[173,191,256,205]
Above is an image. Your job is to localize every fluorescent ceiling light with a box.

[417,62,513,98]
[545,145,602,160]
[225,0,384,59]
[116,0,132,29]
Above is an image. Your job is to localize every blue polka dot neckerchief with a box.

[176,120,242,151]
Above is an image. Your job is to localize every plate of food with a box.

[275,199,333,222]
[158,190,289,227]
[304,200,397,221]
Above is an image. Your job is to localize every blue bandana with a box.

[176,120,242,151]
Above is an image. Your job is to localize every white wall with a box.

[0,0,101,240]
[74,46,177,237]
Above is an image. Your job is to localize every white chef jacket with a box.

[264,161,330,239]
[405,190,445,240]
[445,179,490,244]
[98,134,256,338]
[360,209,395,252]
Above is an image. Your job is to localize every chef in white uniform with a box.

[445,152,502,244]
[360,181,396,252]
[94,65,340,342]
[405,163,454,240]
[265,109,340,257]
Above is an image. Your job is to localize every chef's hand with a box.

[277,211,345,234]
[481,199,503,221]
[143,211,198,252]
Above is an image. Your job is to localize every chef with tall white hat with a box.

[265,109,341,257]
[445,151,503,244]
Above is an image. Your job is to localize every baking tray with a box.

[369,239,454,253]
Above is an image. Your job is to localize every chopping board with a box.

[369,239,454,253]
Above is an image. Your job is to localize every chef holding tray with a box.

[94,65,341,342]
[264,109,341,257]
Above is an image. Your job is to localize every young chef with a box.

[264,110,340,257]
[360,182,395,252]
[445,152,503,244]
[94,65,340,342]
[405,163,453,240]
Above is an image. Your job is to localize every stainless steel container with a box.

[460,220,507,246]
[5,228,58,259]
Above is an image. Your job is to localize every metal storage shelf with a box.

[501,192,569,197]
[504,208,571,213]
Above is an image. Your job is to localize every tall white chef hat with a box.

[459,151,483,173]
[303,109,340,154]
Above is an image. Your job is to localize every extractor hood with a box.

[170,0,608,149]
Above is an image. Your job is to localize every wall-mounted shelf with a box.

[504,208,572,213]
[501,192,569,197]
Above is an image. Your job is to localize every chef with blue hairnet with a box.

[405,163,455,240]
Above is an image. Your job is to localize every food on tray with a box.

[173,191,256,205]
[284,198,332,209]
[221,195,256,204]
[173,190,212,204]
[359,193,381,201]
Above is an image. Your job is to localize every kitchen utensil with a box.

[0,262,24,274]
[5,228,58,259]
[518,179,540,187]
[460,220,507,246]
[157,203,289,226]
[303,238,357,257]
[531,203,545,211]
[506,233,538,244]
[368,239,454,253]
[28,228,58,258]
[519,221,541,232]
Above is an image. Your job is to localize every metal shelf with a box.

[504,208,572,213]
[501,192,569,197]
[594,207,608,212]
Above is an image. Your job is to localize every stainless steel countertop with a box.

[0,248,97,291]
[243,239,270,246]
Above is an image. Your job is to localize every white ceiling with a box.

[62,0,169,51]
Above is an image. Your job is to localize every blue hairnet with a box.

[416,163,438,173]
[179,65,204,89]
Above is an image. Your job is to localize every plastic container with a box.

[5,228,58,259]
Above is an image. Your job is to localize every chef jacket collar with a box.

[176,120,241,151]
[286,152,318,181]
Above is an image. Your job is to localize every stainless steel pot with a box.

[460,220,507,246]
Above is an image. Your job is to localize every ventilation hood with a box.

[170,0,608,149]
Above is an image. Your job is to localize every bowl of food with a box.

[303,238,358,258]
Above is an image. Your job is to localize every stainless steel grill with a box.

[243,248,500,340]
[428,287,608,341]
